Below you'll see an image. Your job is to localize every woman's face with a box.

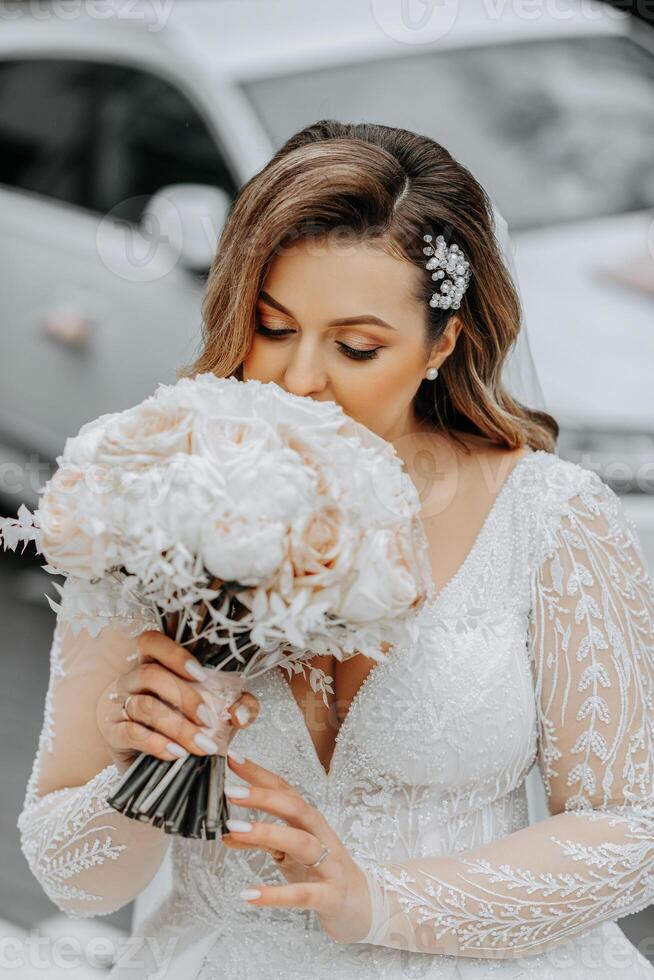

[241,237,461,443]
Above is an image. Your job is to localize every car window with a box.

[0,59,237,221]
[242,34,654,231]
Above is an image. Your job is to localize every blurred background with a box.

[0,0,653,974]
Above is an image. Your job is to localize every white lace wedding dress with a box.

[17,449,654,979]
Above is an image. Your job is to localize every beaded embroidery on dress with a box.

[16,450,654,979]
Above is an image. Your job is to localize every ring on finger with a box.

[121,694,136,722]
[301,842,330,870]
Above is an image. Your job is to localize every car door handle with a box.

[42,311,92,348]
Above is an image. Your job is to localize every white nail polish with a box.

[196,703,213,726]
[234,704,251,726]
[185,658,207,681]
[226,818,252,832]
[167,742,189,759]
[224,783,250,798]
[240,888,261,901]
[194,732,219,753]
[227,746,245,764]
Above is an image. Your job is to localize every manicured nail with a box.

[234,704,251,726]
[227,746,245,764]
[240,888,261,901]
[194,732,219,753]
[196,703,213,726]
[224,782,250,799]
[185,658,207,681]
[167,742,189,759]
[226,818,252,833]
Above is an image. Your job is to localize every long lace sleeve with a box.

[355,477,654,958]
[17,575,172,919]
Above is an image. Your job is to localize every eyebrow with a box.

[258,290,397,331]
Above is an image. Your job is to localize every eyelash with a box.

[255,323,381,361]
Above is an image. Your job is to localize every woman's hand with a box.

[96,630,261,774]
[220,750,372,945]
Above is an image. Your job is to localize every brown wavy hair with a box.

[179,120,558,454]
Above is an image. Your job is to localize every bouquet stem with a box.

[107,583,258,839]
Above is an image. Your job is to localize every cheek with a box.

[241,341,279,381]
[332,357,422,432]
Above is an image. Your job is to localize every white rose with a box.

[336,526,422,623]
[60,411,121,467]
[153,373,241,417]
[351,449,419,525]
[249,380,348,437]
[191,413,283,470]
[96,401,193,467]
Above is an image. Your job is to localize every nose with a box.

[282,341,328,399]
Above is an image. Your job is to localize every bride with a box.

[17,121,654,979]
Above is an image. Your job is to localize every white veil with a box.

[490,200,553,826]
[491,200,549,415]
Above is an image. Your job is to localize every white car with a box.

[1,0,653,511]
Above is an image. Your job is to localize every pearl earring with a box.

[425,367,438,381]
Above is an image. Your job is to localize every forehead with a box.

[262,237,420,314]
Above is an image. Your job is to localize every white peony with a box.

[202,515,286,585]
[109,454,226,556]
[227,449,317,525]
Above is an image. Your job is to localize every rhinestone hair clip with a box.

[422,234,471,311]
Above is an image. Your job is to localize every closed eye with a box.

[255,323,381,362]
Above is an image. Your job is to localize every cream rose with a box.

[286,501,357,591]
[38,466,114,579]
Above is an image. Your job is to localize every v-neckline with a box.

[276,447,542,779]
[425,447,541,609]
[275,647,399,779]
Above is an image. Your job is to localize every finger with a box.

[240,881,325,911]
[221,820,323,868]
[122,661,211,729]
[117,692,224,758]
[227,692,260,730]
[223,783,333,840]
[137,630,209,685]
[113,718,191,763]
[226,751,295,792]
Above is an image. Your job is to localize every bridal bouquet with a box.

[0,374,434,839]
